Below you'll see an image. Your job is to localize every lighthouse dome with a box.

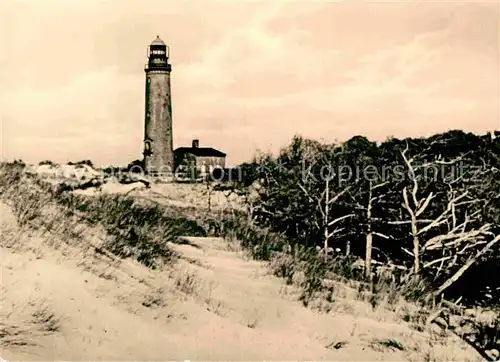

[151,35,165,46]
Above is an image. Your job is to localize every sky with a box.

[1,0,499,167]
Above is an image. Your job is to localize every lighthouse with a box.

[143,35,173,175]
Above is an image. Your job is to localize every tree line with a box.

[233,130,500,306]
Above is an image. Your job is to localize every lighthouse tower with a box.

[143,35,173,175]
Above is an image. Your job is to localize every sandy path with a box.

[165,237,480,361]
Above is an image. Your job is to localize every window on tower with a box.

[144,140,152,156]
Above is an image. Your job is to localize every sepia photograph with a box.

[1,0,499,360]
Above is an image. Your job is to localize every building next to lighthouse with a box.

[143,36,173,175]
[174,139,226,176]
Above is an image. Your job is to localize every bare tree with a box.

[298,162,354,257]
[394,145,493,278]
[351,179,390,279]
[204,176,212,211]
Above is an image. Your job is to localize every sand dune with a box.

[0,201,483,361]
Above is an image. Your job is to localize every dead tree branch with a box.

[427,234,500,301]
[398,146,491,274]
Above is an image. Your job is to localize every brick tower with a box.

[143,35,173,175]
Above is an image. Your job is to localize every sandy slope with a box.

[0,202,482,361]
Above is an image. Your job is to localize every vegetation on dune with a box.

[0,163,206,269]
[55,191,206,268]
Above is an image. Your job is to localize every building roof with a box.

[151,35,165,46]
[174,147,226,157]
